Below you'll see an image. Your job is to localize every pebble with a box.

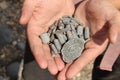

[17,42,26,51]
[12,41,17,46]
[6,62,20,80]
[0,24,13,48]
[0,76,4,80]
[0,1,8,9]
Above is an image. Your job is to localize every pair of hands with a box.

[20,0,120,79]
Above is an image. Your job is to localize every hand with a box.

[57,0,120,79]
[20,0,75,75]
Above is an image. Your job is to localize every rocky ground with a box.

[0,0,93,80]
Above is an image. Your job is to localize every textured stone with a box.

[84,27,90,40]
[61,38,85,63]
[40,33,50,44]
[39,16,90,63]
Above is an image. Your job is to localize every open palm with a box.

[20,0,75,75]
[57,0,120,79]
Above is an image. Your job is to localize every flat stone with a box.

[6,62,20,80]
[61,38,85,63]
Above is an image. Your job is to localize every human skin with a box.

[57,0,120,79]
[20,0,120,79]
[20,0,75,75]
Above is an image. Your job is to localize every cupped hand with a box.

[20,0,75,75]
[57,0,120,79]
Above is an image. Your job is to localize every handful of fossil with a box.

[40,16,90,63]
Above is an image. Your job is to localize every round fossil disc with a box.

[61,38,85,63]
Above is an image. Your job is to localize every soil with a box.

[0,0,25,80]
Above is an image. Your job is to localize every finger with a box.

[66,40,108,79]
[20,0,36,24]
[43,45,58,75]
[109,26,118,43]
[108,12,120,43]
[74,0,88,26]
[47,58,58,75]
[57,63,72,80]
[27,25,47,69]
[54,54,65,71]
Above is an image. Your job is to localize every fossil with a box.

[39,16,90,63]
[50,43,58,54]
[84,27,90,40]
[61,38,85,63]
[77,25,84,38]
[53,39,61,52]
[55,33,66,45]
[40,33,50,44]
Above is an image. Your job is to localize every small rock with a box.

[0,1,8,9]
[0,24,13,48]
[12,41,17,46]
[6,62,20,80]
[17,42,26,51]
[0,76,4,80]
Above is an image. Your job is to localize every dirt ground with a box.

[0,0,25,80]
[0,0,93,80]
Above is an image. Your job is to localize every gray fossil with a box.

[39,16,90,63]
[40,33,50,44]
[84,27,90,40]
[61,38,85,63]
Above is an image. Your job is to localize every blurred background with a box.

[0,0,93,80]
[0,0,25,80]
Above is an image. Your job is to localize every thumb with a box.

[109,25,118,44]
[74,0,88,26]
[20,0,36,24]
[108,12,120,44]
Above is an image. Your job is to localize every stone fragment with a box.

[58,19,64,29]
[66,31,73,40]
[53,39,61,51]
[62,16,71,24]
[50,43,58,54]
[84,27,90,40]
[71,31,78,38]
[55,33,66,44]
[77,25,84,37]
[55,27,70,34]
[61,38,85,63]
[40,33,50,44]
[63,35,67,41]
[70,19,79,27]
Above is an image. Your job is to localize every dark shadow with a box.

[23,40,56,80]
